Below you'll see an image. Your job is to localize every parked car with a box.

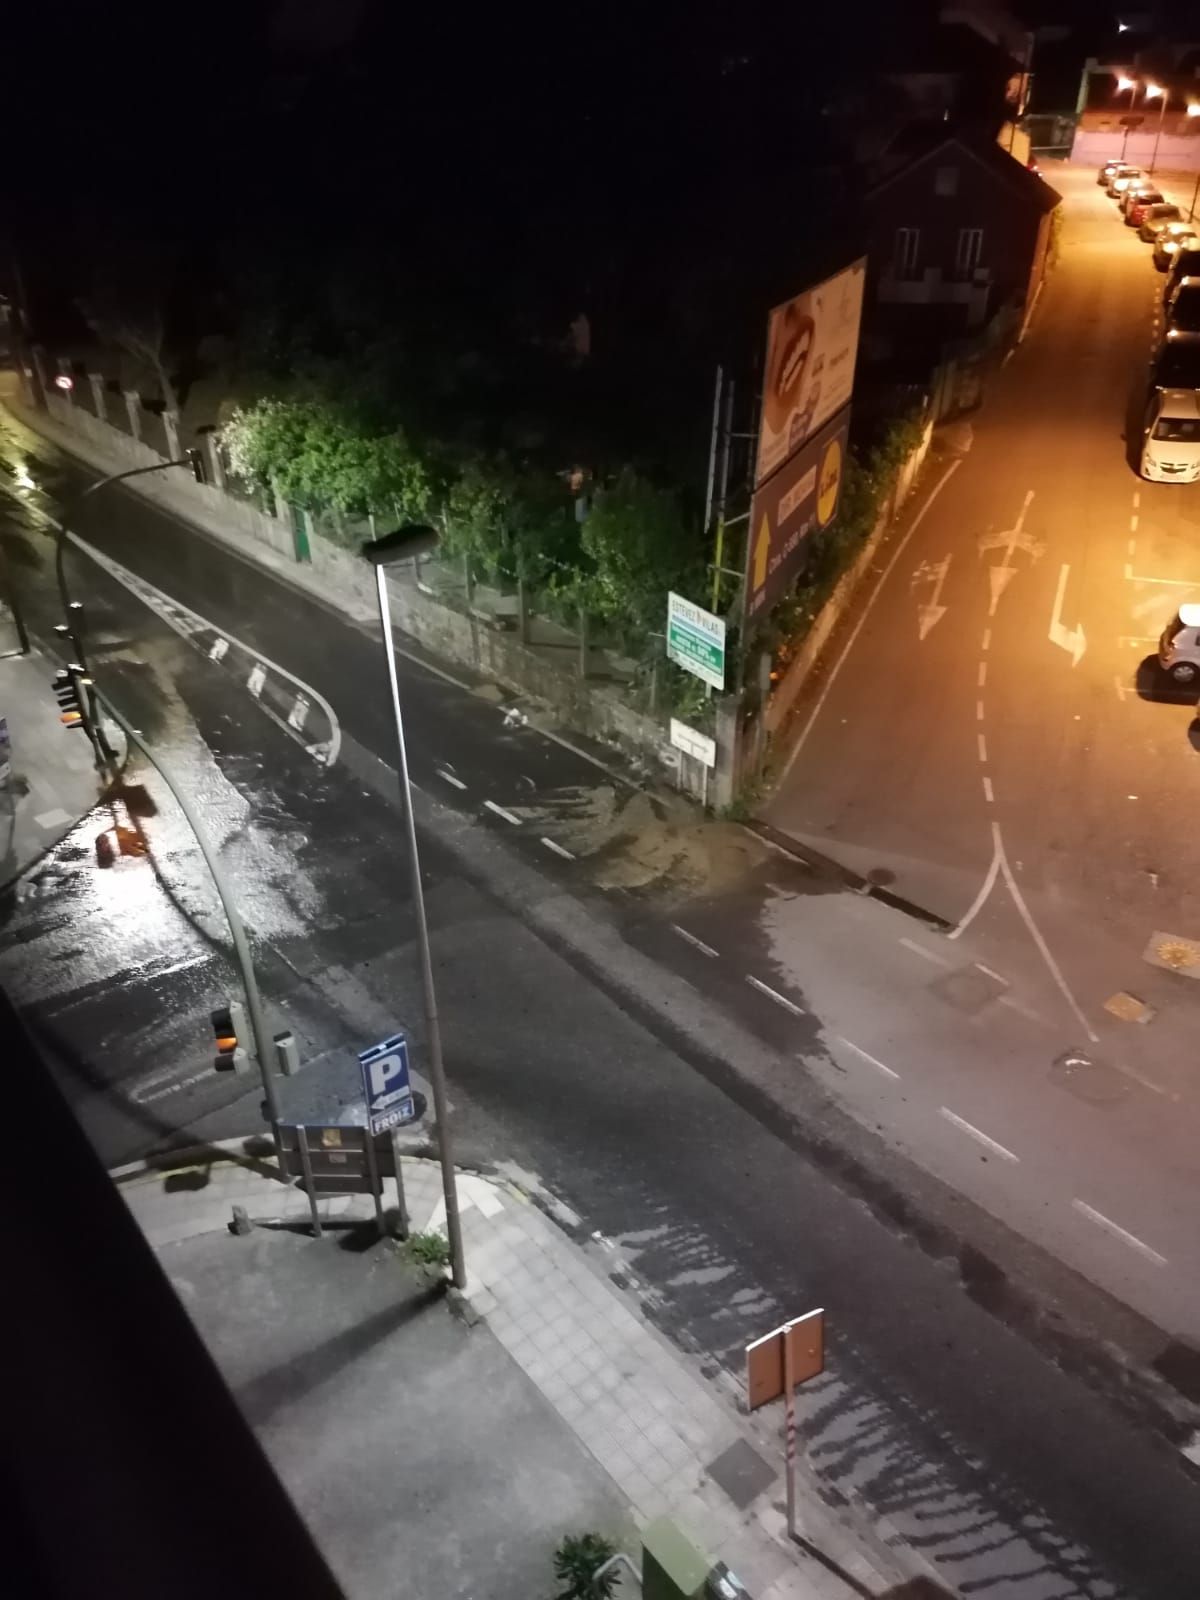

[1151,330,1200,390]
[1122,185,1163,219]
[1141,389,1200,481]
[1164,248,1200,302]
[1165,279,1200,335]
[1158,603,1200,686]
[1109,167,1144,196]
[1097,158,1127,184]
[1138,202,1182,239]
[1153,223,1199,269]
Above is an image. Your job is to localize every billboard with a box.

[754,259,864,487]
[745,407,849,624]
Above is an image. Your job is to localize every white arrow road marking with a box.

[428,1174,504,1234]
[287,693,310,731]
[1049,564,1086,666]
[986,489,1036,617]
[914,554,952,640]
[208,637,229,662]
[247,662,267,698]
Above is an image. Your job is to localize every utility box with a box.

[641,1518,713,1600]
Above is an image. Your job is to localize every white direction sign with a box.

[670,718,716,769]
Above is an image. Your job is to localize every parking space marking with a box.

[484,799,522,826]
[672,924,718,958]
[541,837,576,861]
[746,975,805,1016]
[899,936,949,966]
[436,768,467,790]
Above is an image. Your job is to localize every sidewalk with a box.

[0,643,102,891]
[115,1145,901,1600]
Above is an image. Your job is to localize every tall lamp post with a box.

[361,524,466,1290]
[1145,81,1167,174]
[1116,75,1138,161]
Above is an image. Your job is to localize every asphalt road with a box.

[764,161,1200,1342]
[4,244,1200,1590]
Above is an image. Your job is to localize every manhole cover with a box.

[929,963,1008,1015]
[1103,990,1156,1025]
[705,1438,776,1510]
[1049,1050,1131,1107]
[1143,930,1200,978]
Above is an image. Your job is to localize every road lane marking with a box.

[1127,539,1136,555]
[976,701,985,720]
[1129,514,1138,532]
[838,1037,900,1080]
[1119,636,1158,646]
[996,830,1098,1042]
[899,936,949,965]
[746,975,805,1016]
[977,733,988,763]
[778,458,963,781]
[1125,567,1200,587]
[949,824,1003,940]
[287,693,309,731]
[939,1107,1019,1162]
[247,663,266,697]
[484,799,522,825]
[977,661,988,687]
[1072,1200,1167,1267]
[672,924,718,958]
[209,637,228,662]
[1048,564,1086,666]
[982,776,994,802]
[1133,492,1141,509]
[981,629,991,651]
[974,962,1006,983]
[541,837,576,861]
[986,491,1035,616]
[436,768,467,790]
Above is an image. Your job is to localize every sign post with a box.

[745,1308,825,1541]
[666,592,726,691]
[359,1032,415,1233]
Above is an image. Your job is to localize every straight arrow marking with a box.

[918,555,952,640]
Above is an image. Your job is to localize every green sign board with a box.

[666,591,726,691]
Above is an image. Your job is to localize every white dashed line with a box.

[977,733,988,763]
[974,962,1007,984]
[981,629,991,652]
[436,768,467,790]
[541,836,576,861]
[1072,1200,1167,1267]
[899,936,950,966]
[982,776,994,802]
[746,975,805,1016]
[939,1107,1020,1163]
[1129,514,1139,532]
[484,799,522,825]
[1133,492,1141,509]
[1128,539,1137,555]
[672,923,718,958]
[287,694,310,731]
[247,663,266,698]
[837,1036,900,1080]
[976,701,985,720]
[977,661,988,688]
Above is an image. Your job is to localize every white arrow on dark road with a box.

[1049,563,1086,666]
[988,489,1035,617]
[428,1173,505,1234]
[917,555,952,640]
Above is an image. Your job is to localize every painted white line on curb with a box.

[672,923,718,958]
[541,836,576,861]
[950,823,1003,940]
[484,799,522,826]
[899,936,949,966]
[1072,1200,1167,1267]
[939,1107,1020,1163]
[209,637,228,662]
[436,768,467,790]
[778,458,963,782]
[837,1037,900,1080]
[247,662,266,698]
[746,975,805,1016]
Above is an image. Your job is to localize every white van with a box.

[1141,389,1200,481]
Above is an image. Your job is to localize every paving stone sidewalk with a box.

[116,1146,900,1600]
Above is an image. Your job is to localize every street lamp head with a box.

[1116,75,1136,92]
[1188,102,1200,117]
[361,524,440,567]
[1145,82,1163,98]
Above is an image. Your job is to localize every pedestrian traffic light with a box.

[211,1001,248,1074]
[52,666,88,730]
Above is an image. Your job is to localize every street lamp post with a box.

[1146,82,1167,174]
[361,525,466,1290]
[1116,75,1137,161]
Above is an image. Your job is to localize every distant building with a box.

[860,133,1060,370]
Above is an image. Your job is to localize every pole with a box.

[702,365,722,541]
[89,685,281,1132]
[372,562,466,1289]
[1150,92,1167,174]
[1190,169,1199,223]
[710,379,734,614]
[296,1127,323,1238]
[783,1322,797,1541]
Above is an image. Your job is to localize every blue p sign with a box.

[359,1033,413,1134]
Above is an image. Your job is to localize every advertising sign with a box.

[755,259,864,487]
[666,592,726,691]
[745,408,849,624]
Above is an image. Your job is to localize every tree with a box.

[576,468,701,644]
[77,243,182,413]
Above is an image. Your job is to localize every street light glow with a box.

[1145,82,1164,98]
[1116,75,1136,93]
[53,373,74,392]
[1188,102,1200,117]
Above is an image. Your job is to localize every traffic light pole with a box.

[90,685,281,1132]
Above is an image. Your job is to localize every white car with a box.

[1159,603,1200,685]
[1141,389,1200,482]
[1109,167,1143,197]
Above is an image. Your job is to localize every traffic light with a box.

[186,447,206,484]
[211,1001,248,1074]
[52,666,88,730]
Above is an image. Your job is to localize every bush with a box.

[553,1532,618,1598]
[405,1230,451,1269]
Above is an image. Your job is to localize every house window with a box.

[954,227,983,278]
[934,165,958,196]
[893,227,921,280]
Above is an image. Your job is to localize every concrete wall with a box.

[1071,128,1200,173]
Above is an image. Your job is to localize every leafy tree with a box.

[553,1532,618,1599]
[576,468,701,643]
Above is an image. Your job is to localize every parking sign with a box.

[359,1033,414,1135]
